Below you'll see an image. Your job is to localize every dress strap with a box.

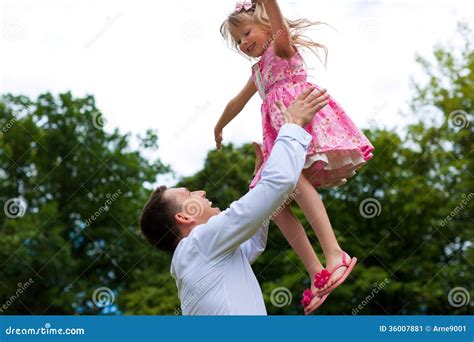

[252,63,266,100]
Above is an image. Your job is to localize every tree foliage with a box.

[0,92,171,314]
[0,24,472,315]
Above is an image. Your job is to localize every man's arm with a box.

[192,124,311,260]
[240,142,268,264]
[191,88,330,260]
[240,221,269,264]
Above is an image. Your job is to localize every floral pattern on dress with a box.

[250,45,374,189]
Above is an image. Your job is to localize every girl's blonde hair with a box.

[220,0,329,65]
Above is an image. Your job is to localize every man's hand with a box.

[214,129,223,149]
[252,142,264,176]
[276,87,330,128]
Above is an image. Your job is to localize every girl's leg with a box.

[272,204,324,295]
[295,174,350,291]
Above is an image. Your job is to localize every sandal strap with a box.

[328,252,351,273]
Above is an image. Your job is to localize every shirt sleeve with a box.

[240,221,269,264]
[190,124,312,261]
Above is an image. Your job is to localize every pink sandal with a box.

[301,289,329,315]
[314,252,357,297]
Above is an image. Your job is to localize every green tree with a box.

[0,92,170,314]
[177,24,473,315]
[1,22,472,316]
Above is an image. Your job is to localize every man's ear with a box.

[175,212,195,225]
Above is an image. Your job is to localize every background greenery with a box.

[0,24,472,315]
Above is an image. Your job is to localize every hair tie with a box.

[235,1,253,12]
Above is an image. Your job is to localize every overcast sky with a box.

[1,0,472,186]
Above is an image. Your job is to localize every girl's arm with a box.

[260,0,295,59]
[214,76,257,149]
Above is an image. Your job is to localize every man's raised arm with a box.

[192,88,330,260]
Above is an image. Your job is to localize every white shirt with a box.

[170,124,312,315]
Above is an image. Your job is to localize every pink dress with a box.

[250,45,374,189]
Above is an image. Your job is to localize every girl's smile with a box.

[229,22,270,58]
[247,42,256,53]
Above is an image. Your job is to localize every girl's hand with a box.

[214,129,223,149]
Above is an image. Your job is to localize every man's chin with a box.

[208,207,221,216]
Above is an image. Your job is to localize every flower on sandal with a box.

[301,289,312,307]
[314,269,331,288]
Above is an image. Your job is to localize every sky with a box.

[1,0,472,186]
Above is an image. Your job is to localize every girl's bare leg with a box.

[272,204,324,296]
[295,174,350,292]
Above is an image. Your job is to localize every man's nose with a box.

[192,191,206,198]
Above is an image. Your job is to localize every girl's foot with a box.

[300,266,327,313]
[303,291,329,315]
[309,267,325,297]
[316,251,357,296]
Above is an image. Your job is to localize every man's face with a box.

[165,187,221,226]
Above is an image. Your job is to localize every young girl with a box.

[215,0,374,314]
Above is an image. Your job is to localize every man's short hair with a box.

[140,186,181,253]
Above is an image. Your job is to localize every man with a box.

[140,87,330,315]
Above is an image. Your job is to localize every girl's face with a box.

[230,21,271,58]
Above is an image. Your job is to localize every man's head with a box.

[140,186,221,253]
